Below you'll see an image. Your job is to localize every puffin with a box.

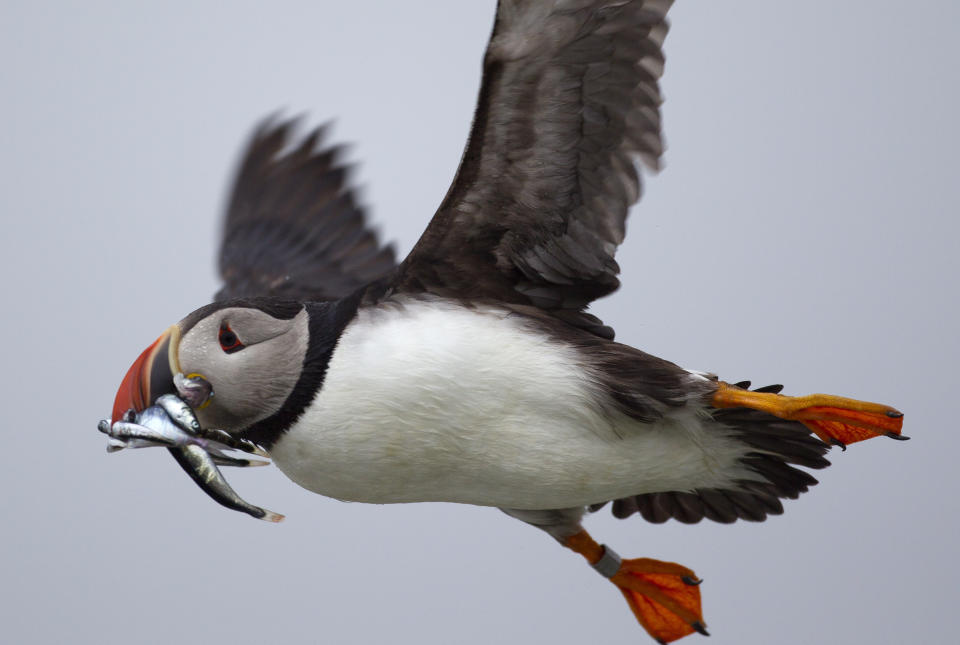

[107,1,906,643]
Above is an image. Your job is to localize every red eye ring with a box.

[218,324,244,354]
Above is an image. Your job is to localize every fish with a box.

[206,449,271,468]
[99,395,281,521]
[157,393,269,458]
[167,445,283,522]
[154,393,202,434]
[100,405,195,448]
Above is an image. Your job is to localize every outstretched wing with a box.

[390,0,672,337]
[216,118,396,302]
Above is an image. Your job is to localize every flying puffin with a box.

[107,1,905,642]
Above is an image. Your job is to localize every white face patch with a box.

[177,306,310,432]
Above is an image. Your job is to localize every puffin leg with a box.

[564,530,706,644]
[710,381,906,448]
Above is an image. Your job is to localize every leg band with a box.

[592,544,622,578]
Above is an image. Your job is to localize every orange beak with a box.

[111,325,181,423]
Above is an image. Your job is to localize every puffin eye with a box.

[218,323,244,354]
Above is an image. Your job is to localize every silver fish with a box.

[167,444,283,522]
[205,447,270,468]
[99,398,281,521]
[102,396,268,457]
[101,407,194,448]
[156,393,269,458]
[197,427,269,458]
[154,393,201,434]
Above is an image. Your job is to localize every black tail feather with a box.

[595,383,831,525]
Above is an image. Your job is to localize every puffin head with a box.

[111,299,310,435]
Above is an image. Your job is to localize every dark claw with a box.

[123,409,137,422]
[886,410,904,418]
[754,383,784,394]
[238,438,265,454]
[682,576,703,586]
[830,438,847,451]
[886,432,910,441]
[201,428,234,443]
[692,621,710,636]
[656,639,667,645]
[97,419,111,434]
[197,429,266,456]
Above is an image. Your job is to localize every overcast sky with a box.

[2,2,958,644]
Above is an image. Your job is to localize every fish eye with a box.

[218,323,245,354]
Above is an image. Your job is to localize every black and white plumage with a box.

[112,0,818,553]
[108,2,903,642]
[154,0,826,529]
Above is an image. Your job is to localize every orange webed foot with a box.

[565,531,706,644]
[711,381,907,448]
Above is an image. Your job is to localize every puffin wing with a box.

[216,118,396,302]
[390,0,672,336]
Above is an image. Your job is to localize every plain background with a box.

[2,1,958,643]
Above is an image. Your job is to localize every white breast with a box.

[269,298,755,510]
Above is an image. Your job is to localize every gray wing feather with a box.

[217,118,396,302]
[392,0,673,336]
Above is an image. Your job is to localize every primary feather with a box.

[217,118,396,302]
[391,0,673,338]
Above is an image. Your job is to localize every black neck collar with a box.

[239,292,362,449]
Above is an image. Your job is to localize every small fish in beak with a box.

[168,445,283,523]
[99,394,281,522]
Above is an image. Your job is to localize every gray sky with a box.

[2,1,957,643]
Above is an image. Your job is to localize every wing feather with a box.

[216,118,396,302]
[390,0,673,337]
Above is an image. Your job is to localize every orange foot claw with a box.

[565,532,706,644]
[613,558,706,644]
[711,381,907,448]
